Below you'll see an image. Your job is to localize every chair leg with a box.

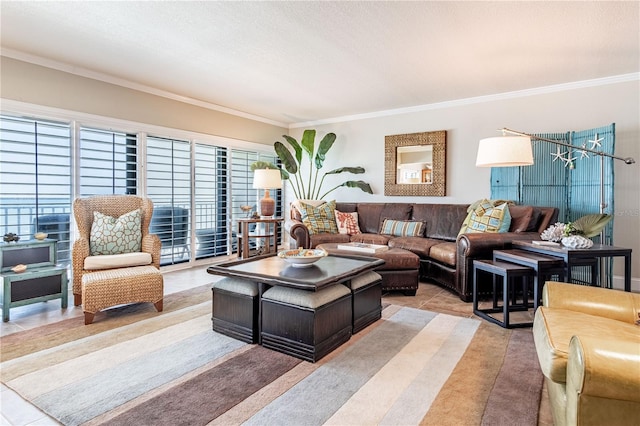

[74,294,82,306]
[84,312,95,325]
[154,299,163,312]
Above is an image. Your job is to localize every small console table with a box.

[236,218,282,259]
[1,239,68,322]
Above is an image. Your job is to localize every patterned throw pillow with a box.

[298,200,339,235]
[380,219,424,237]
[465,200,512,234]
[90,209,142,255]
[334,210,361,235]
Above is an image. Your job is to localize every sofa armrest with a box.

[284,219,310,249]
[543,281,640,324]
[566,335,640,425]
[455,231,541,301]
[457,231,541,257]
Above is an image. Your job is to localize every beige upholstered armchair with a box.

[72,195,163,324]
[533,281,640,425]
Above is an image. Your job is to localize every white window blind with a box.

[147,135,191,265]
[194,143,228,258]
[0,114,72,262]
[79,127,137,196]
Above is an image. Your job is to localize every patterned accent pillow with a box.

[299,200,338,235]
[90,209,142,255]
[334,210,361,235]
[465,200,512,234]
[380,219,424,237]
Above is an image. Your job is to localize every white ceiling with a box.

[1,1,638,127]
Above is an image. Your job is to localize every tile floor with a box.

[0,264,551,425]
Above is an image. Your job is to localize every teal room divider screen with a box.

[490,123,615,245]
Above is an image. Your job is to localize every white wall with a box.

[289,79,640,289]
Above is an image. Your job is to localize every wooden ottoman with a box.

[261,284,352,362]
[82,265,163,325]
[347,271,382,333]
[211,277,259,343]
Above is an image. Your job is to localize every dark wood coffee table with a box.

[207,253,384,291]
[207,253,385,357]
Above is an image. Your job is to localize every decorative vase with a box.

[561,235,594,249]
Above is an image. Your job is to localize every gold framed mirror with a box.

[384,130,446,196]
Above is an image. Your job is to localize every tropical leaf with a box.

[571,214,612,238]
[250,161,277,171]
[282,135,303,164]
[324,166,365,175]
[319,180,373,200]
[314,132,336,170]
[301,129,316,158]
[274,141,298,175]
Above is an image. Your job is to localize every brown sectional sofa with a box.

[285,202,558,302]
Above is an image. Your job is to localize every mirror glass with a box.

[384,130,446,196]
[396,145,433,184]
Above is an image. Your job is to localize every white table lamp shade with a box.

[252,169,283,190]
[253,169,282,217]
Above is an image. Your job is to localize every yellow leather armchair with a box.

[533,281,640,426]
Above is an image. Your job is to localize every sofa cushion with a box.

[299,200,339,235]
[533,306,640,383]
[412,203,469,241]
[380,219,424,237]
[509,205,534,232]
[84,252,152,270]
[335,210,361,235]
[349,233,391,246]
[310,232,351,247]
[388,237,442,258]
[429,242,457,266]
[356,203,412,234]
[90,209,142,255]
[291,199,327,221]
[465,200,512,234]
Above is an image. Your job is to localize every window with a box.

[0,115,72,262]
[0,112,281,268]
[147,136,192,265]
[79,127,137,196]
[230,149,282,250]
[194,143,228,259]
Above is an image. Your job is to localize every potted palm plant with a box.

[274,129,372,200]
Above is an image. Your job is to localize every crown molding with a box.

[1,48,289,129]
[289,73,640,129]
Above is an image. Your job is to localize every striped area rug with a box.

[1,286,543,426]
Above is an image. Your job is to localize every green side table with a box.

[1,239,68,322]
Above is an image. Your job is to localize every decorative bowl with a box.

[34,232,48,240]
[278,248,328,267]
[11,264,27,273]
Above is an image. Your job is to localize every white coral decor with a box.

[561,235,594,249]
[540,222,567,242]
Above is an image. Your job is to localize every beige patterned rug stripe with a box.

[0,285,543,426]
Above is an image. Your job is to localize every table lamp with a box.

[253,169,282,217]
